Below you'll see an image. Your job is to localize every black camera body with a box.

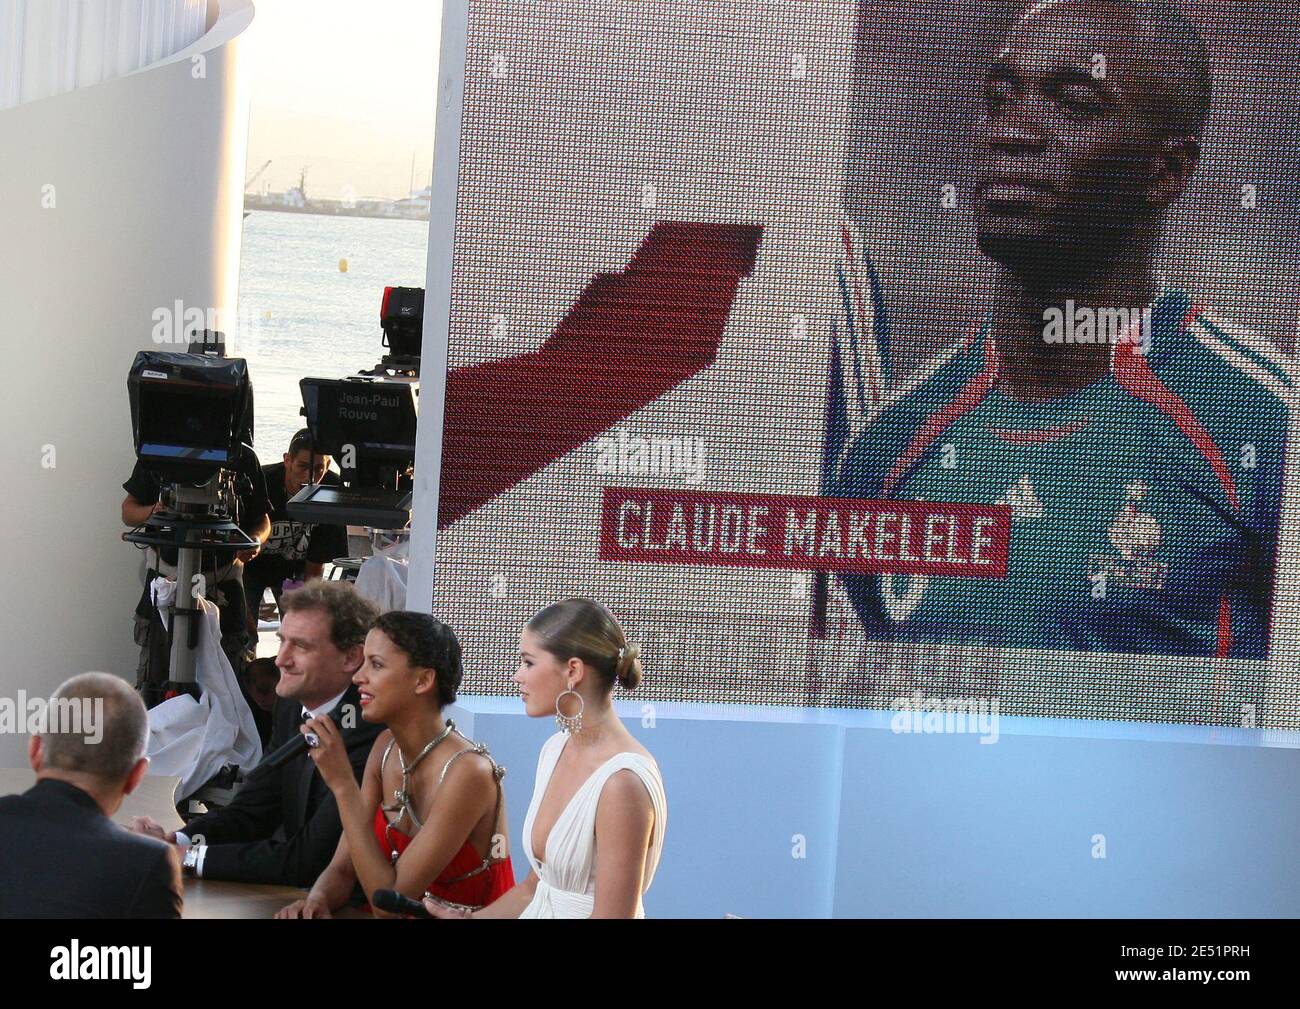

[377,285,424,370]
[125,344,258,547]
[288,288,423,529]
[127,349,254,487]
[289,375,418,528]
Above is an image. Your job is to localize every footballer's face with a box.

[973,0,1176,281]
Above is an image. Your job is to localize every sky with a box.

[243,0,442,201]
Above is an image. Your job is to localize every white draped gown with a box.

[519,731,668,918]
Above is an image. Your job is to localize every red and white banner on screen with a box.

[598,488,1011,576]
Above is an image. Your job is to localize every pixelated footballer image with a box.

[430,0,1300,725]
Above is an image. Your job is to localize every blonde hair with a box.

[526,598,642,691]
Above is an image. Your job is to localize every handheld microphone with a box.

[245,709,336,780]
[372,889,433,919]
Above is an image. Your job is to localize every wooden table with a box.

[184,879,373,919]
[184,878,306,918]
[0,768,183,830]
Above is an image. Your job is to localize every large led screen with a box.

[430,0,1300,726]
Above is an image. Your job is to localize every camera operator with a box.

[243,429,349,632]
[122,450,272,697]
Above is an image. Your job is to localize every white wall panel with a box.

[0,0,254,763]
[0,0,209,109]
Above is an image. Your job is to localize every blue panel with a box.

[626,714,843,919]
[834,727,1300,917]
[449,698,843,918]
[450,697,1300,918]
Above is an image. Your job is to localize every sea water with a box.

[235,211,429,465]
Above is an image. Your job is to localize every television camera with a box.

[122,331,259,693]
[288,286,422,531]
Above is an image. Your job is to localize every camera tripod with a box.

[123,483,259,696]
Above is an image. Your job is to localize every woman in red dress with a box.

[276,611,513,918]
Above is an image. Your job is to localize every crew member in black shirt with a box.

[243,429,349,630]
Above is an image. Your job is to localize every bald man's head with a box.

[1027,0,1212,137]
[973,0,1211,282]
[38,672,147,783]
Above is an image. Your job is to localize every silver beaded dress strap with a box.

[380,727,505,839]
[431,737,508,885]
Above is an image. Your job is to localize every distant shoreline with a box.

[243,197,428,222]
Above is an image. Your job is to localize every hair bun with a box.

[615,641,642,691]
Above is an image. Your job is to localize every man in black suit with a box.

[0,673,182,918]
[132,580,383,886]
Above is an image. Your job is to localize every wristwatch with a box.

[182,844,201,874]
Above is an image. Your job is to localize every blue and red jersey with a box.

[833,288,1292,658]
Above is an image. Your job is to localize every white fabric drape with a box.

[353,539,410,613]
[144,577,264,800]
[0,0,208,111]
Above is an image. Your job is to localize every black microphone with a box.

[372,889,433,919]
[245,708,336,780]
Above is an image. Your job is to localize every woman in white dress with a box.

[425,598,667,919]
